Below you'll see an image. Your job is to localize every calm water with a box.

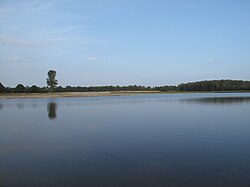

[0,93,250,187]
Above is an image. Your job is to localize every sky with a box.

[0,0,250,87]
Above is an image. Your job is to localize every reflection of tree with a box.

[0,104,3,111]
[47,102,57,120]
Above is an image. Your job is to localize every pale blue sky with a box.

[0,0,250,87]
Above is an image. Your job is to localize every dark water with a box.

[0,93,250,187]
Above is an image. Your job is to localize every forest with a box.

[0,80,250,93]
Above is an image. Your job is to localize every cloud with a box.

[0,6,15,16]
[10,56,18,61]
[0,35,34,46]
[0,6,16,22]
[0,35,66,46]
[86,56,97,62]
[208,58,216,63]
[0,0,76,18]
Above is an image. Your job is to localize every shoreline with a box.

[0,91,250,99]
[0,91,161,99]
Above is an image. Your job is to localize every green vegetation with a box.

[0,82,5,93]
[1,80,250,94]
[178,80,250,91]
[47,70,58,92]
[14,84,25,93]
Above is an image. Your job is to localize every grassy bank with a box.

[0,91,161,99]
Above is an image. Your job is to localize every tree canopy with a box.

[47,70,58,92]
[1,79,250,93]
[178,80,250,91]
[14,84,25,93]
[0,82,5,93]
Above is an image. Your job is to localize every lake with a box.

[0,93,250,187]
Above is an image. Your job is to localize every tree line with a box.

[0,83,177,93]
[1,80,250,93]
[178,80,250,91]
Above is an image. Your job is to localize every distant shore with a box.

[0,91,162,99]
[1,91,250,99]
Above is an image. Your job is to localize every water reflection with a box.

[16,103,25,109]
[47,102,57,120]
[181,97,250,105]
[1,94,250,187]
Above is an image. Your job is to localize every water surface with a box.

[1,93,250,187]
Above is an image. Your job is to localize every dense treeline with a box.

[0,83,178,93]
[178,80,250,91]
[1,80,250,93]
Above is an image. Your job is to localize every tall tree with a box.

[47,70,58,92]
[0,82,5,93]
